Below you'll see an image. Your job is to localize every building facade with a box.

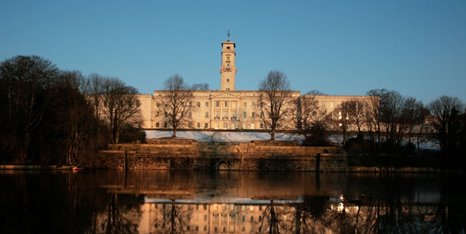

[138,35,372,130]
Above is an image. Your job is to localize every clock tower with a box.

[220,30,237,91]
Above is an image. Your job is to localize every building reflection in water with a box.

[1,171,464,233]
[131,196,449,233]
[139,198,300,233]
[91,171,463,233]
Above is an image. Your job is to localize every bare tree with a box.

[80,74,108,147]
[332,100,367,141]
[0,55,58,163]
[0,56,143,164]
[51,71,95,164]
[297,94,326,130]
[160,74,193,137]
[399,97,429,145]
[329,103,353,145]
[379,90,404,145]
[429,96,464,152]
[191,83,209,90]
[366,90,432,150]
[366,89,407,146]
[101,78,142,144]
[306,90,326,95]
[258,70,294,140]
[83,74,105,120]
[366,89,384,144]
[296,93,329,146]
[348,100,367,135]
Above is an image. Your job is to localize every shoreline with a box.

[2,141,462,173]
[0,165,82,171]
[0,164,456,174]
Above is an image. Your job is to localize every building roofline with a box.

[304,94,371,98]
[152,89,301,93]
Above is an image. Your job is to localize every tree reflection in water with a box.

[98,193,142,233]
[1,171,466,233]
[292,196,329,234]
[156,199,193,234]
[257,200,284,233]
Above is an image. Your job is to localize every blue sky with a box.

[1,1,466,103]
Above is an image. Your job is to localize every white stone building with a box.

[137,35,372,130]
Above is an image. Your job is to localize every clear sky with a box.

[1,1,466,103]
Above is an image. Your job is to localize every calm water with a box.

[1,170,465,234]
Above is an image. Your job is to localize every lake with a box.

[1,170,465,233]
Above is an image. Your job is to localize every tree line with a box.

[3,55,464,165]
[256,70,466,157]
[156,70,466,157]
[326,89,465,157]
[0,55,144,165]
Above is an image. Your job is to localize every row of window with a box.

[156,224,266,233]
[155,111,258,119]
[157,224,256,233]
[155,122,209,129]
[156,203,263,211]
[214,112,256,119]
[213,101,255,108]
[154,122,264,129]
[155,101,256,109]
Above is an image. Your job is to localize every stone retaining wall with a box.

[97,141,345,171]
[97,141,446,173]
